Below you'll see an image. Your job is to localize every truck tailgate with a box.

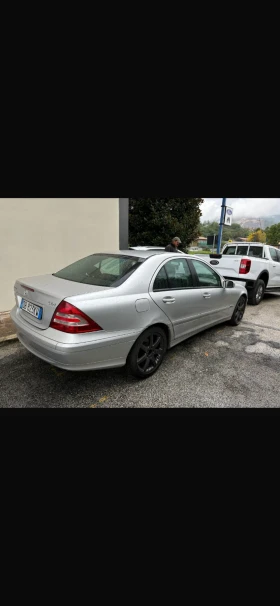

[210,256,242,278]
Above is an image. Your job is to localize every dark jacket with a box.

[165,243,179,253]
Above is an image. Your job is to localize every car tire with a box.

[229,295,247,326]
[248,279,265,306]
[127,326,167,379]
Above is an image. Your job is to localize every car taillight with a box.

[239,259,251,274]
[50,301,103,334]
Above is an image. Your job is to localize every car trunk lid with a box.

[14,274,111,330]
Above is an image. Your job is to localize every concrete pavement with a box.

[1,293,280,408]
[0,312,16,343]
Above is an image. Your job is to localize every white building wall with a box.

[0,198,121,311]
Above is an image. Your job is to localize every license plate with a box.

[20,298,43,320]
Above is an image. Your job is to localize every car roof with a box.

[101,249,190,260]
[129,246,185,255]
[129,246,167,253]
[225,242,263,246]
[104,250,198,261]
[119,249,166,258]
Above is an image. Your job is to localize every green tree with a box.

[248,229,267,243]
[226,223,250,240]
[199,221,219,237]
[265,223,280,246]
[129,198,203,248]
[200,221,249,240]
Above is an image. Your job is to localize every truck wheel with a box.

[248,279,265,306]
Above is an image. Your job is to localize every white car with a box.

[209,242,280,305]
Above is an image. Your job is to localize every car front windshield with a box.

[53,254,144,287]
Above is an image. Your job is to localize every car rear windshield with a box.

[223,245,263,258]
[53,254,144,287]
[223,245,249,255]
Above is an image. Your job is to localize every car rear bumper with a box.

[10,307,137,371]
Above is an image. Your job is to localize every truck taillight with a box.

[50,302,103,334]
[239,259,251,274]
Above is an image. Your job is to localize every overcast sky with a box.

[202,198,280,222]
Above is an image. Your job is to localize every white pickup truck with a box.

[208,242,280,305]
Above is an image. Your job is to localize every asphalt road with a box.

[1,293,280,408]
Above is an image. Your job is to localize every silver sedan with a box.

[11,250,248,378]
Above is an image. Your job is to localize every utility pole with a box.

[217,198,227,253]
[213,234,216,253]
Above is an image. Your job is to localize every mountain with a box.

[262,215,280,227]
[236,215,280,229]
[236,218,263,229]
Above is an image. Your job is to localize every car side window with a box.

[223,246,237,255]
[248,246,263,258]
[236,246,249,255]
[191,260,222,288]
[153,259,194,290]
[277,250,280,263]
[154,266,169,290]
[270,248,278,262]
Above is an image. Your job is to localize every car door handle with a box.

[162,297,176,304]
[273,265,277,267]
[203,293,211,298]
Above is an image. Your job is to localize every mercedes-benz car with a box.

[11,250,247,378]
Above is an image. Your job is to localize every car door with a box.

[189,259,233,324]
[150,258,218,341]
[268,248,280,287]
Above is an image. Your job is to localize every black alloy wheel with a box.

[230,296,247,326]
[128,327,167,379]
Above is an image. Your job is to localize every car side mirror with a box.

[225,280,235,289]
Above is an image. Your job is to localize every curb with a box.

[0,334,18,345]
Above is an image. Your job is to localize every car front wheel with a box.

[127,326,167,379]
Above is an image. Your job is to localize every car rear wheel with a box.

[248,279,265,306]
[127,327,167,379]
[229,295,247,326]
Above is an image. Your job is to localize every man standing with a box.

[165,237,182,253]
